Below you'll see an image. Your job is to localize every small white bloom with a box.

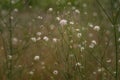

[37,37,41,41]
[56,17,61,21]
[88,23,94,28]
[67,2,71,5]
[106,59,111,63]
[75,29,80,31]
[75,9,80,13]
[29,71,34,75]
[37,16,43,19]
[72,6,76,10]
[93,72,97,75]
[83,3,87,8]
[31,37,37,42]
[77,33,82,38]
[69,21,74,25]
[34,56,40,61]
[92,40,97,45]
[118,60,120,63]
[53,38,57,43]
[14,8,18,12]
[89,43,95,48]
[98,68,104,72]
[48,8,53,11]
[89,40,97,48]
[93,25,100,31]
[53,70,58,75]
[8,55,12,60]
[12,37,18,44]
[59,19,67,26]
[36,32,42,36]
[76,62,81,66]
[10,16,14,20]
[43,36,49,41]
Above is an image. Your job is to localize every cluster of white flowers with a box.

[34,56,40,61]
[106,59,111,63]
[43,36,49,41]
[14,8,18,12]
[59,19,68,26]
[69,21,74,25]
[37,16,43,19]
[89,40,97,48]
[52,38,58,43]
[29,71,34,75]
[83,3,87,8]
[98,67,104,72]
[75,9,80,14]
[77,33,82,38]
[67,2,71,5]
[31,37,37,42]
[36,32,42,36]
[75,62,81,66]
[88,23,94,28]
[8,55,12,60]
[53,70,58,75]
[93,25,100,31]
[48,8,53,12]
[12,37,18,45]
[56,17,61,21]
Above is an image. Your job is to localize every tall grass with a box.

[0,0,120,80]
[96,0,120,80]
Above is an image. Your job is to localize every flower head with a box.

[59,19,67,26]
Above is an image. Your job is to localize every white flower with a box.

[75,9,80,13]
[36,32,42,36]
[37,37,41,41]
[76,62,81,66]
[53,70,58,75]
[10,16,14,20]
[31,37,37,42]
[37,16,43,19]
[43,36,49,41]
[53,38,57,43]
[83,3,87,8]
[12,37,18,44]
[34,56,40,61]
[89,40,97,48]
[56,17,61,21]
[106,59,111,63]
[72,6,76,10]
[98,68,104,72]
[77,33,82,38]
[67,2,71,5]
[29,71,34,75]
[92,40,97,45]
[69,21,74,25]
[8,55,12,60]
[59,19,67,26]
[93,25,100,31]
[75,29,80,31]
[48,8,53,11]
[88,23,94,28]
[14,8,18,12]
[93,72,97,75]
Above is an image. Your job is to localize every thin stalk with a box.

[113,24,118,80]
[7,0,13,80]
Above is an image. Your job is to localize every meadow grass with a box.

[0,0,120,80]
